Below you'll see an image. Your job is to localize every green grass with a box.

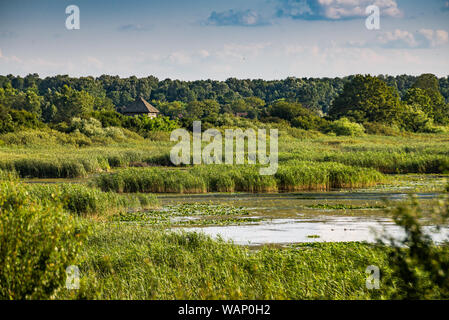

[2,129,449,300]
[57,222,390,300]
[1,130,448,179]
[93,162,384,194]
[0,143,172,178]
[23,183,158,218]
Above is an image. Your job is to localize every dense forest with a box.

[1,73,449,137]
[1,73,449,113]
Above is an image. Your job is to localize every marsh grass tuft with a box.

[94,162,384,194]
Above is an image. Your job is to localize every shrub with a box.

[326,118,366,136]
[0,105,44,134]
[363,122,401,136]
[380,197,449,299]
[0,182,85,299]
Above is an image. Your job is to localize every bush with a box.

[381,197,449,299]
[364,122,401,136]
[0,105,44,134]
[326,118,366,136]
[0,182,84,299]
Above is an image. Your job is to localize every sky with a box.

[0,0,449,80]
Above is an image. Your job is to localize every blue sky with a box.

[0,0,448,80]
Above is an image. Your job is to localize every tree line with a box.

[1,73,449,113]
[0,73,448,136]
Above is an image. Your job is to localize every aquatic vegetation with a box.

[26,183,157,217]
[164,203,250,216]
[275,161,384,191]
[1,132,448,179]
[94,162,384,194]
[57,222,390,300]
[0,169,18,181]
[110,203,252,226]
[305,203,386,210]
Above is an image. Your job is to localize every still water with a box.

[159,187,449,245]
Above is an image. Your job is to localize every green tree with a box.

[412,74,448,124]
[403,88,433,116]
[269,100,308,122]
[329,75,403,125]
[51,85,95,123]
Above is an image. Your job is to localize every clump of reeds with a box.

[94,162,384,194]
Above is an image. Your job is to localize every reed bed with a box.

[56,223,389,299]
[94,162,384,194]
[1,131,448,179]
[0,146,172,178]
[320,152,449,174]
[24,183,158,216]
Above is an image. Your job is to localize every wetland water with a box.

[159,175,449,245]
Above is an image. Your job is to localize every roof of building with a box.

[122,97,160,114]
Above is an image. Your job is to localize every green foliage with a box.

[26,184,157,216]
[412,74,449,125]
[94,162,383,194]
[329,75,403,125]
[0,181,85,299]
[49,85,95,123]
[363,122,401,136]
[2,73,449,133]
[0,105,44,134]
[381,197,449,299]
[269,100,307,122]
[58,223,389,299]
[91,110,126,127]
[325,118,366,136]
[0,86,43,117]
[275,160,383,190]
[123,115,179,135]
[404,88,434,116]
[0,169,18,181]
[400,105,434,133]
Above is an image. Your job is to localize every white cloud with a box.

[276,0,401,20]
[377,29,449,48]
[377,29,418,48]
[417,29,449,47]
[86,56,104,69]
[217,42,272,60]
[198,50,210,58]
[168,52,192,65]
[206,9,270,26]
